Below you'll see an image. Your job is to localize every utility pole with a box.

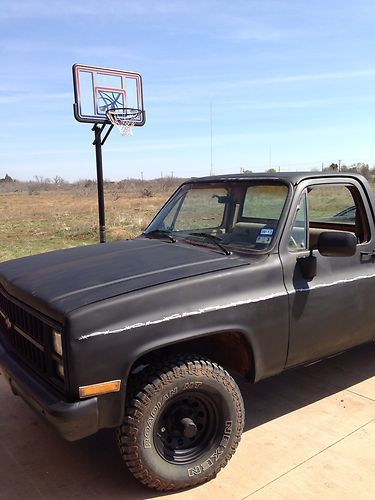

[269,145,272,170]
[338,160,341,172]
[209,102,213,176]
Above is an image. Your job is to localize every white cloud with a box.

[227,94,375,111]
[0,1,98,19]
[0,0,197,19]
[214,13,301,43]
[145,69,375,106]
[0,39,136,61]
[0,91,71,106]
[261,69,375,84]
[0,95,21,104]
[214,68,375,88]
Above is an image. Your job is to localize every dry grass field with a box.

[0,179,181,262]
[1,177,374,263]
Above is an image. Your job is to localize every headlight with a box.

[52,330,63,356]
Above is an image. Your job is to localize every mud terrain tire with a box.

[117,356,244,491]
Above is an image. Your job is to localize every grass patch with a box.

[0,188,172,262]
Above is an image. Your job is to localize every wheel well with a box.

[131,332,255,382]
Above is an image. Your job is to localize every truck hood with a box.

[0,238,249,317]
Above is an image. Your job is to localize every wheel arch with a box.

[127,330,256,384]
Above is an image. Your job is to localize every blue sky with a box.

[1,0,375,181]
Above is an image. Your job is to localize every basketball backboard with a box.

[72,64,145,126]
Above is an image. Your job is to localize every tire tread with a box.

[116,355,244,491]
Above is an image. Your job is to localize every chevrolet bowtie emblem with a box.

[5,317,12,330]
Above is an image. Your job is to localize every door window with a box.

[288,183,370,252]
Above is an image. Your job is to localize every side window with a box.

[289,193,308,252]
[288,183,370,253]
[308,185,356,223]
[308,184,370,248]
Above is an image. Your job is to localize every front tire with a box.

[117,356,244,491]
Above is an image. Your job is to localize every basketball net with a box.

[106,108,142,136]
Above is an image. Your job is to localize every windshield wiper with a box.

[144,229,176,243]
[188,232,231,255]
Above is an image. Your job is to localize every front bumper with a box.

[0,344,99,441]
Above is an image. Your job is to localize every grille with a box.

[0,290,61,382]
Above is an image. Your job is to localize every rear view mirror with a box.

[212,194,230,204]
[317,231,357,257]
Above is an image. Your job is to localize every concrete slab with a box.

[0,343,374,500]
[249,421,375,500]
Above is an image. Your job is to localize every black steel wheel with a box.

[117,356,244,491]
[154,392,220,464]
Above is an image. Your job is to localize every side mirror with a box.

[317,231,357,257]
[297,254,317,281]
[297,231,357,281]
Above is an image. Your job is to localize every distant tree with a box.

[350,163,371,179]
[323,162,373,180]
[243,169,252,174]
[266,168,277,174]
[53,175,65,185]
[0,173,14,183]
[327,163,339,171]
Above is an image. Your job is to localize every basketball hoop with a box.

[106,107,143,136]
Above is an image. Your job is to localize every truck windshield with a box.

[145,181,289,251]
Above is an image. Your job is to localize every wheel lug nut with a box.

[160,427,166,433]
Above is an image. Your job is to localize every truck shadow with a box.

[0,343,373,499]
[240,342,374,432]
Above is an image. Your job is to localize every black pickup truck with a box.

[0,172,374,491]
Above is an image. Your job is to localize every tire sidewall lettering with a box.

[143,386,178,448]
[141,377,236,476]
[187,420,233,477]
[121,358,244,490]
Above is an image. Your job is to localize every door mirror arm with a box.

[297,247,317,281]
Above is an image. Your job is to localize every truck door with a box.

[279,178,375,367]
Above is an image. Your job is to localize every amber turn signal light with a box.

[79,380,121,399]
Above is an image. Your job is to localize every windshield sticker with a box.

[260,228,274,236]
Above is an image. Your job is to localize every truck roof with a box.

[189,171,366,185]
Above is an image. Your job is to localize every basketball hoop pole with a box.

[92,123,114,243]
[72,64,145,244]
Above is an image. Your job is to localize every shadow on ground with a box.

[0,343,373,499]
[241,342,374,432]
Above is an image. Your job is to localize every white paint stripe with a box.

[295,272,375,293]
[78,291,286,341]
[78,271,375,341]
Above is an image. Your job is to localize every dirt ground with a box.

[0,343,374,500]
